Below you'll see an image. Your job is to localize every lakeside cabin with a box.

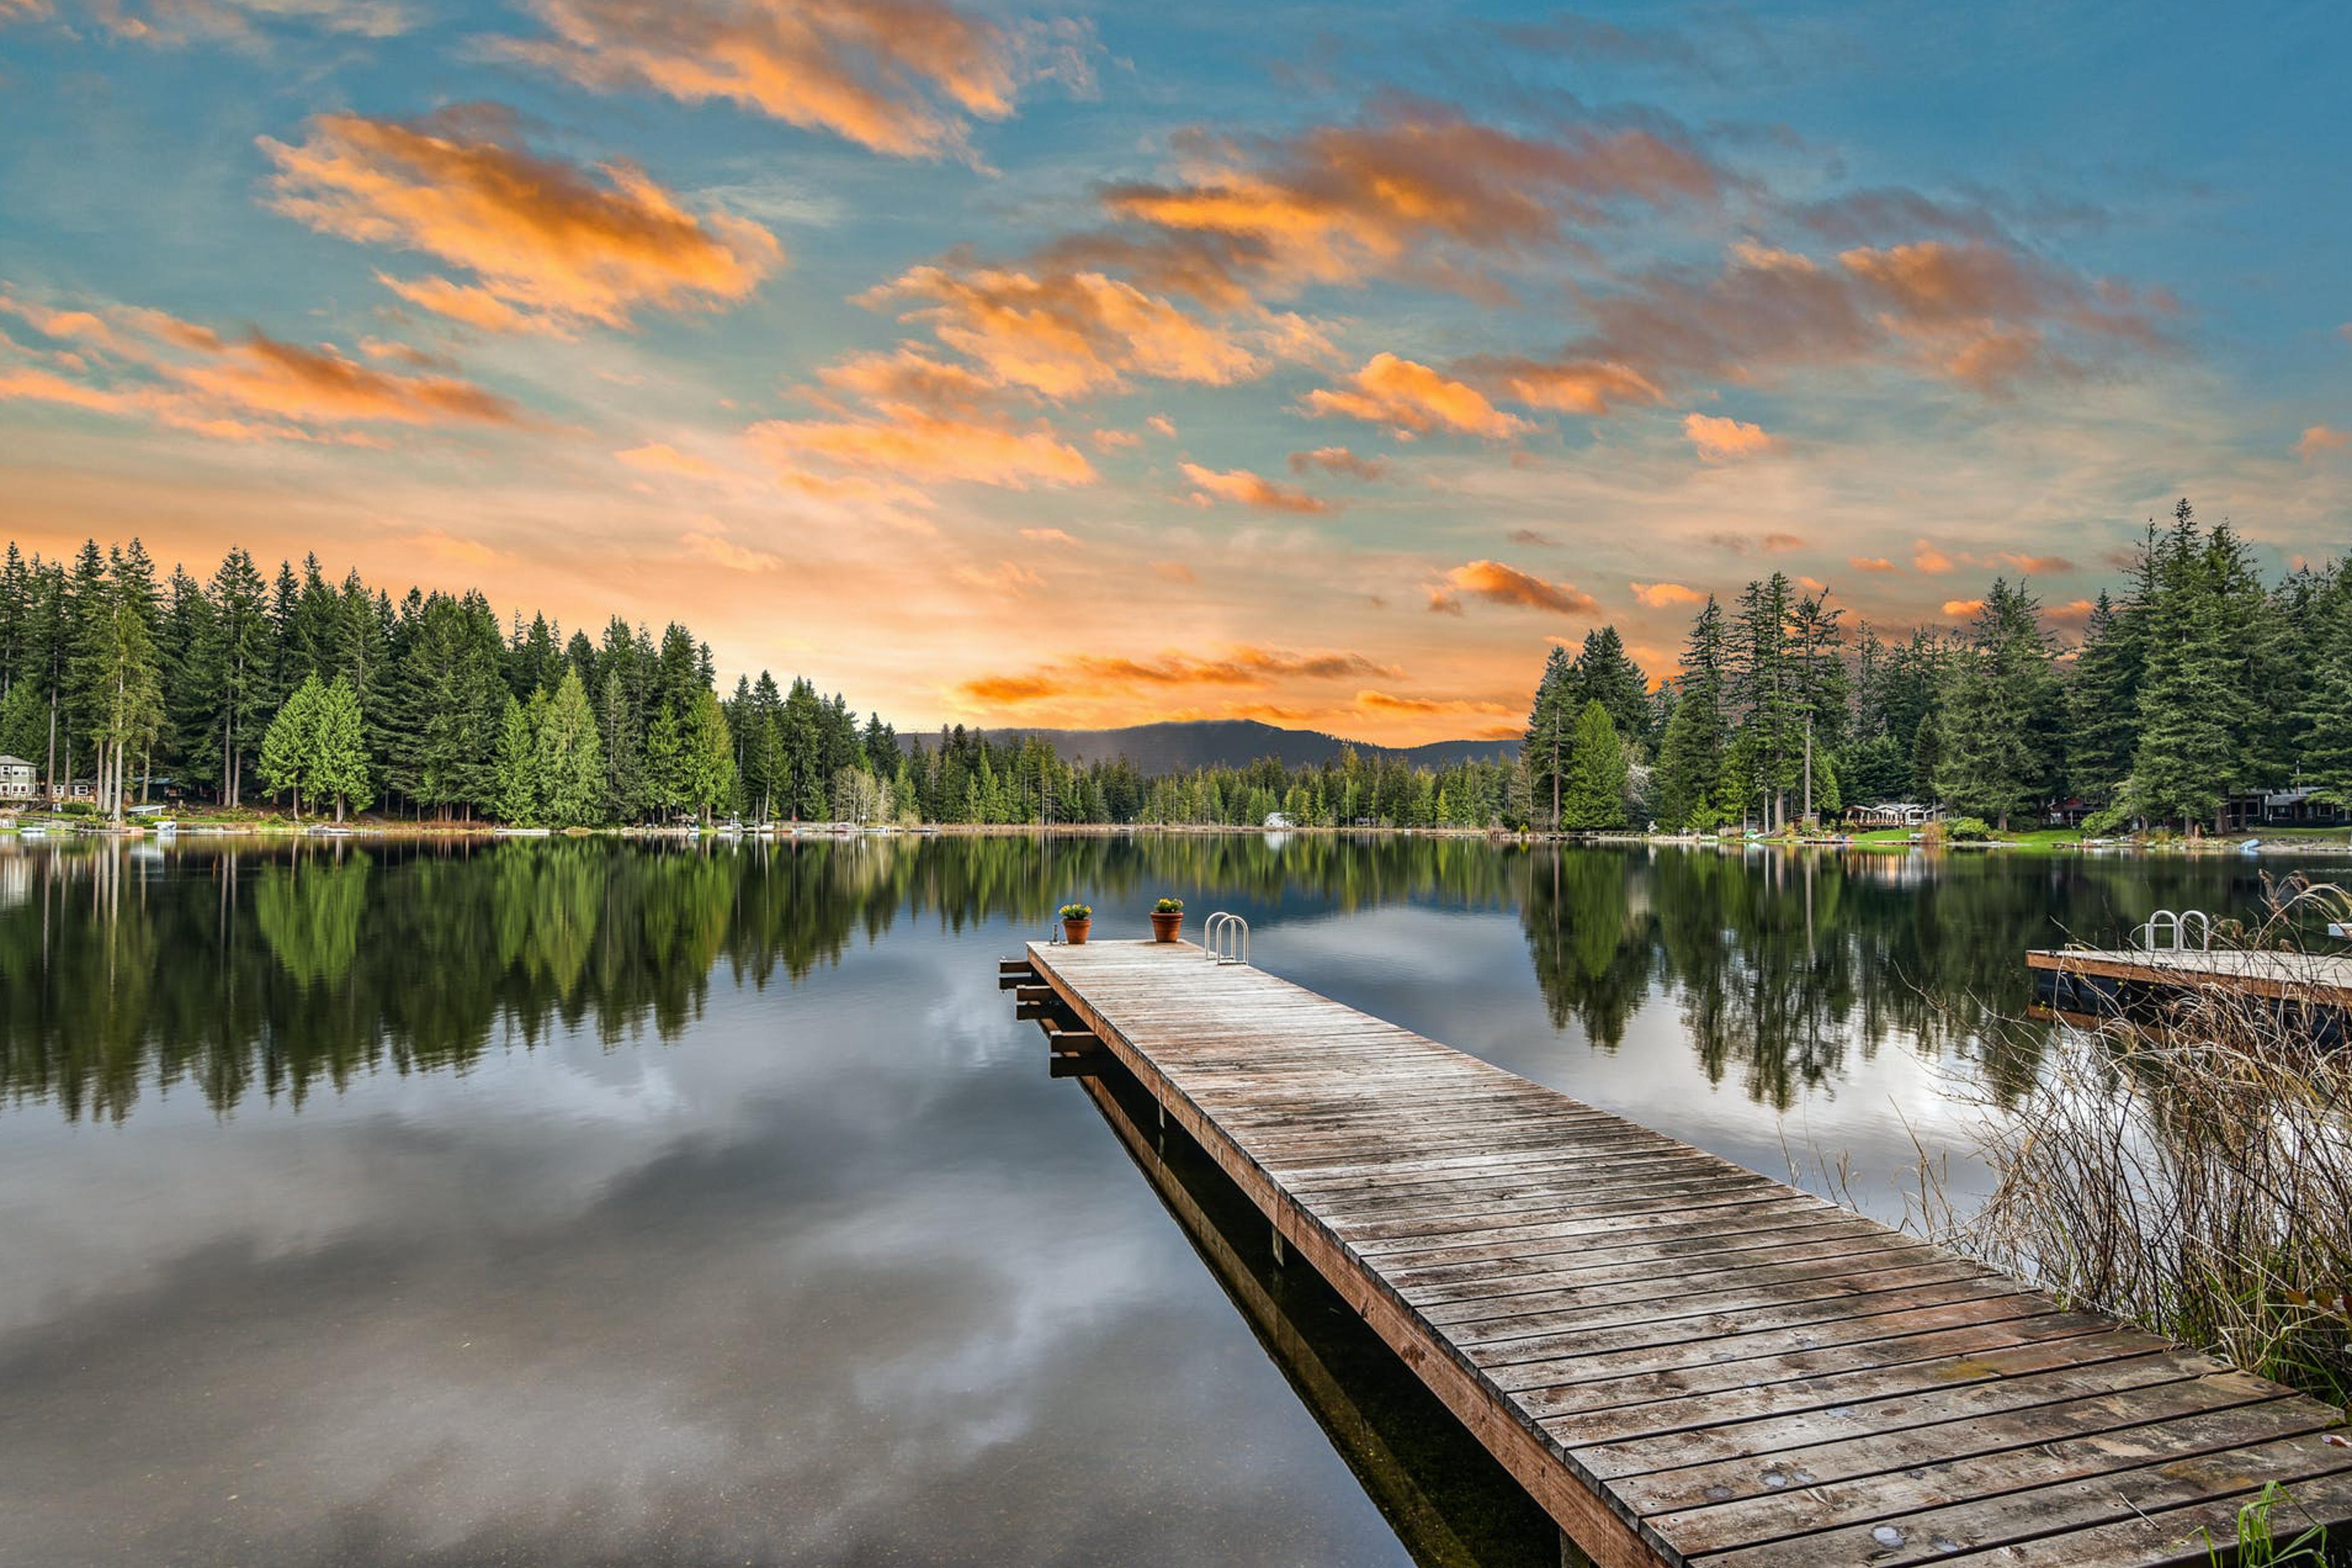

[0,755,36,803]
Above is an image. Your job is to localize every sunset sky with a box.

[1,1,2346,743]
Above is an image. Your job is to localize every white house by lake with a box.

[0,755,37,803]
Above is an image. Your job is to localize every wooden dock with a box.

[2028,946,2352,1007]
[1010,939,2352,1568]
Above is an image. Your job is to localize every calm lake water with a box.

[0,833,2332,1567]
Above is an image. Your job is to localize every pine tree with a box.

[1654,596,1728,829]
[1561,701,1628,829]
[1569,627,1650,749]
[680,687,736,823]
[1728,573,1803,829]
[1521,645,1577,831]
[641,702,685,820]
[2127,503,2272,829]
[259,675,322,822]
[492,693,539,824]
[310,676,373,822]
[534,668,606,828]
[2066,591,2139,804]
[1934,579,2060,829]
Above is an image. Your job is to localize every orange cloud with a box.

[494,0,1084,161]
[175,332,524,426]
[1914,541,1954,573]
[813,346,1004,416]
[1998,551,2074,574]
[261,110,782,334]
[681,530,784,572]
[1145,413,1177,437]
[1848,555,1897,572]
[2300,425,2351,459]
[1630,581,1704,607]
[1019,526,1081,547]
[1288,445,1388,481]
[951,560,1043,596]
[1502,236,2166,407]
[616,441,723,479]
[1682,410,1772,461]
[1356,690,1514,719]
[1763,532,1804,552]
[1089,428,1140,451]
[1089,107,1721,301]
[1179,461,1334,514]
[959,645,1402,704]
[1487,357,1662,415]
[2046,598,2098,630]
[0,293,522,442]
[1435,560,1598,615]
[863,263,1299,399]
[1305,352,1528,439]
[1942,598,1986,618]
[751,405,1094,490]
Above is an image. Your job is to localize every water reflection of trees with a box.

[0,834,2271,1122]
[0,832,1526,1122]
[1521,846,2272,1111]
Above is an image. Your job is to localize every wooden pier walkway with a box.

[1010,939,2352,1568]
[2028,946,2352,1008]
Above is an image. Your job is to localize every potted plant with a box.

[1060,902,1093,945]
[1151,897,1184,943]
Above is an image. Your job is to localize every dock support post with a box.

[1271,1223,1286,1268]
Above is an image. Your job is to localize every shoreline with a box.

[3,814,2348,857]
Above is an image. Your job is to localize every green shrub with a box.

[1945,816,1992,842]
[2081,802,2134,837]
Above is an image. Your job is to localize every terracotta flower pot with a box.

[1063,917,1092,945]
[1151,910,1183,943]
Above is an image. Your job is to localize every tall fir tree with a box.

[1521,645,1578,831]
[1561,701,1629,830]
[1654,596,1729,830]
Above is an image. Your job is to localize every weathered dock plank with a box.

[1022,939,2352,1568]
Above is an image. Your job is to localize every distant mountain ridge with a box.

[914,718,1517,773]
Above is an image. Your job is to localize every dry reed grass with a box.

[1967,873,2352,1410]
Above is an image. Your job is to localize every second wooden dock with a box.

[1012,938,2352,1568]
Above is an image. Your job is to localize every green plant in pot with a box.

[1151,897,1184,943]
[1059,902,1093,945]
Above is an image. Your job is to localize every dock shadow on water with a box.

[1073,1056,1574,1568]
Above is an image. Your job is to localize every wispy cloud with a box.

[1682,410,1772,461]
[1080,105,1722,302]
[1305,352,1528,439]
[1429,560,1597,615]
[260,109,783,335]
[1180,461,1333,514]
[0,290,522,442]
[862,262,1318,399]
[492,0,1093,163]
[1630,581,1705,607]
[959,644,1401,705]
[1288,445,1387,481]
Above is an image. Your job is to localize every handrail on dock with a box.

[1201,910,1249,966]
